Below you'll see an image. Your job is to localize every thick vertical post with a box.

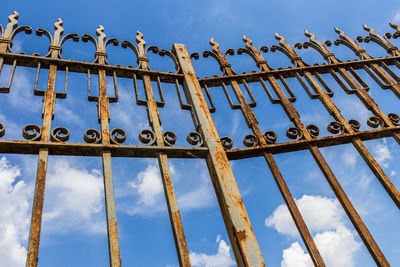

[97,54,121,267]
[142,75,191,266]
[173,43,265,267]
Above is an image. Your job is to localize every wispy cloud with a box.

[120,162,215,216]
[393,11,400,23]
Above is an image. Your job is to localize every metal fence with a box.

[1,11,400,267]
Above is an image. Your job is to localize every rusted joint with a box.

[355,49,366,56]
[49,45,61,51]
[256,59,267,67]
[138,56,149,62]
[0,38,11,44]
[95,51,107,57]
[323,52,334,59]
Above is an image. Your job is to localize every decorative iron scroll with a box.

[0,11,400,267]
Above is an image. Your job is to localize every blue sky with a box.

[1,0,400,266]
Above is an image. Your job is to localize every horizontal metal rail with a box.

[0,126,397,159]
[0,51,183,83]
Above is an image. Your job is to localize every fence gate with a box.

[1,11,400,267]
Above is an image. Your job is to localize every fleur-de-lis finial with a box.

[203,38,236,75]
[35,18,78,58]
[389,22,400,33]
[0,11,32,52]
[362,24,399,55]
[237,35,269,70]
[303,29,337,63]
[136,30,146,56]
[53,18,64,44]
[96,25,106,51]
[271,33,304,67]
[5,11,19,36]
[389,23,400,39]
[243,35,252,48]
[334,26,368,59]
[82,25,118,64]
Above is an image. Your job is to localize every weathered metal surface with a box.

[0,11,400,267]
[124,31,191,266]
[0,126,398,158]
[266,33,389,266]
[173,43,266,267]
[203,38,325,266]
[25,18,75,267]
[82,25,121,267]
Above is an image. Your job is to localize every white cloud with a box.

[265,195,344,237]
[266,195,362,267]
[43,159,106,234]
[394,11,400,23]
[341,146,357,170]
[122,162,214,216]
[190,235,236,267]
[0,157,32,267]
[281,242,312,267]
[128,164,164,209]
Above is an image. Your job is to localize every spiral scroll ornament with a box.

[110,128,127,144]
[138,129,156,146]
[306,124,320,138]
[388,113,400,125]
[0,123,5,138]
[367,116,383,128]
[84,129,102,144]
[348,119,361,132]
[220,136,233,149]
[264,131,277,144]
[286,127,303,140]
[186,132,203,147]
[22,124,41,141]
[243,134,259,147]
[163,131,177,146]
[327,121,343,134]
[51,127,70,142]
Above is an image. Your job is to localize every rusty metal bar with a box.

[25,18,71,267]
[302,31,400,210]
[230,76,325,266]
[173,43,266,267]
[0,126,398,158]
[271,33,390,265]
[123,31,190,266]
[94,29,121,267]
[206,38,325,266]
[142,73,190,266]
[2,11,400,267]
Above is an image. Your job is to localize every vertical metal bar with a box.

[300,70,390,266]
[97,54,121,267]
[142,74,191,266]
[173,43,266,267]
[303,70,400,210]
[26,63,57,267]
[261,67,391,265]
[335,67,400,206]
[229,79,325,267]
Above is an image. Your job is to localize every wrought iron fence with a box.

[1,11,400,267]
